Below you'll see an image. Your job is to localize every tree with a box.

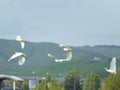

[47,80,64,90]
[35,74,64,90]
[21,80,29,90]
[83,73,101,90]
[64,69,81,90]
[102,67,120,90]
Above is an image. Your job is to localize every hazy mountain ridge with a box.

[0,39,120,76]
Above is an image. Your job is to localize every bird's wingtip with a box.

[8,59,11,62]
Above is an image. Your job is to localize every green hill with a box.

[0,39,120,77]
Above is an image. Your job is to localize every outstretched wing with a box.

[66,50,72,61]
[55,59,67,63]
[18,55,26,65]
[60,44,72,61]
[8,52,22,61]
[48,53,57,59]
[110,57,116,71]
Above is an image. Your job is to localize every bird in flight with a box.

[16,35,25,49]
[8,52,27,65]
[104,57,117,74]
[48,44,72,63]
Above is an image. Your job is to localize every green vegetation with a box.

[35,74,64,90]
[64,69,81,90]
[101,68,120,90]
[0,39,120,78]
[21,80,29,90]
[20,68,120,90]
[83,73,101,90]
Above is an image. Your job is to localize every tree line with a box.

[21,68,120,90]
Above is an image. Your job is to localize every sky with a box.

[0,0,120,46]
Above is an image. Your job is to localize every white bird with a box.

[104,57,116,74]
[8,52,27,65]
[48,44,72,63]
[16,35,25,49]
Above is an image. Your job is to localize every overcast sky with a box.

[0,0,120,46]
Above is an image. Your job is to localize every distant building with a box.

[93,57,101,61]
[0,74,24,89]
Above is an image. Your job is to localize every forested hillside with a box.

[0,39,120,77]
